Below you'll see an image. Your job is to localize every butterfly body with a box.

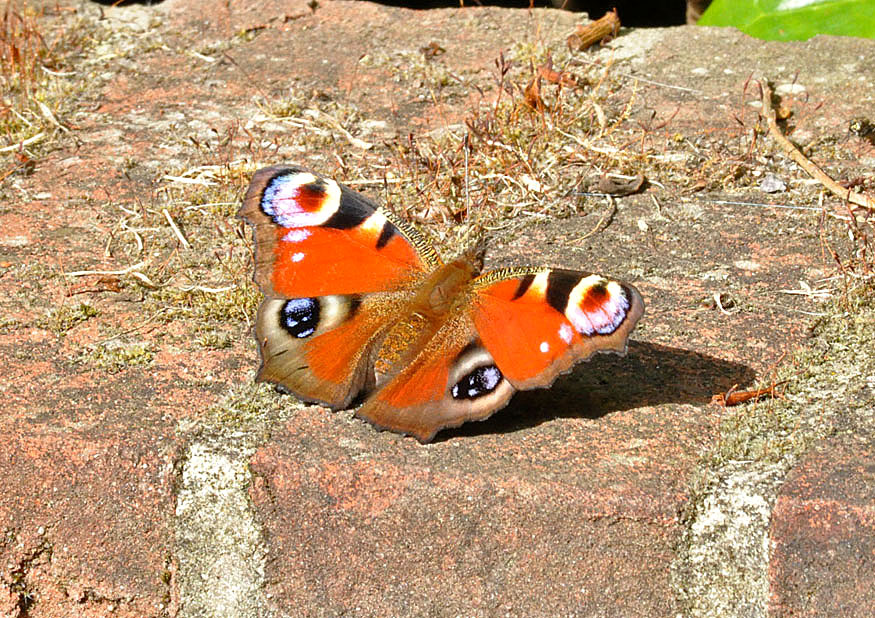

[241,165,644,442]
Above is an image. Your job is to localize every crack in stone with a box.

[672,288,875,617]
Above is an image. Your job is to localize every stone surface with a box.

[250,400,703,616]
[1,0,873,616]
[769,431,875,618]
[0,414,180,617]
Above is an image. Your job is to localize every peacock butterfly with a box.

[240,165,644,442]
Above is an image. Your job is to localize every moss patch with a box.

[86,341,155,373]
[35,302,98,335]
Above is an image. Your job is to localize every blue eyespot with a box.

[280,298,320,338]
[451,365,503,400]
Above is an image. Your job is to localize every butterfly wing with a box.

[472,268,644,389]
[241,165,439,297]
[254,292,410,408]
[240,165,439,407]
[356,321,515,443]
[355,267,643,442]
[241,166,644,439]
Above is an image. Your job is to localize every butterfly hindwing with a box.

[472,269,644,389]
[356,320,515,442]
[255,292,412,408]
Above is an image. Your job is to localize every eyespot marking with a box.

[261,172,340,228]
[279,298,320,338]
[451,365,503,400]
[566,277,630,336]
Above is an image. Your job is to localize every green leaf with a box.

[699,0,875,41]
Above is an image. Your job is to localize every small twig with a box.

[463,132,471,216]
[307,109,373,150]
[162,208,191,249]
[162,175,216,186]
[65,276,123,296]
[0,132,45,153]
[572,196,616,242]
[130,272,160,288]
[36,101,69,133]
[569,57,703,95]
[711,381,788,406]
[567,9,621,52]
[177,284,236,293]
[756,79,875,213]
[344,176,412,187]
[702,199,822,212]
[97,309,168,345]
[41,66,76,77]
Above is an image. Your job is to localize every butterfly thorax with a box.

[415,257,480,316]
[373,257,479,380]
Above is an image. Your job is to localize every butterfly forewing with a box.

[472,269,644,390]
[241,165,438,297]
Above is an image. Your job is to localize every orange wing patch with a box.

[356,324,515,442]
[255,294,407,409]
[474,276,576,385]
[302,310,383,387]
[270,221,423,297]
[241,165,435,298]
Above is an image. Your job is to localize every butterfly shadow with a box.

[436,341,757,442]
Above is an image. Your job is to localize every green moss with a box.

[701,285,875,472]
[0,316,22,332]
[36,302,98,335]
[87,341,154,373]
[147,285,260,326]
[196,330,232,350]
[257,95,304,120]
[206,381,293,436]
